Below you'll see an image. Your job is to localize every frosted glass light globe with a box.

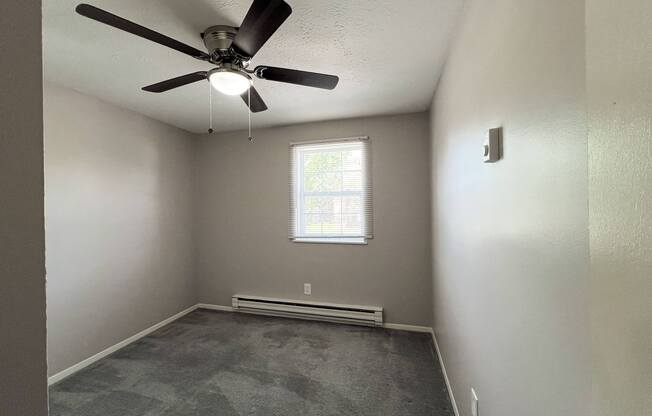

[209,70,252,95]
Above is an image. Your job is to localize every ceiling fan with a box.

[75,0,339,114]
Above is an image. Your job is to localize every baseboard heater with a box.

[231,295,383,327]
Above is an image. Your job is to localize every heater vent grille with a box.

[231,295,383,327]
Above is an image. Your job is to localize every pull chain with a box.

[207,82,253,140]
[208,82,214,134]
[247,86,254,143]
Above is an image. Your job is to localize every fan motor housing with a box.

[208,63,252,80]
[202,25,238,55]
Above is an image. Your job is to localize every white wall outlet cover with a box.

[303,283,312,295]
[483,127,502,163]
[471,388,479,416]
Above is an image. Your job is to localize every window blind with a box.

[289,137,373,242]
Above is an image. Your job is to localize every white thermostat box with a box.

[483,127,502,163]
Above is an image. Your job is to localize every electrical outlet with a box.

[304,283,311,295]
[471,388,479,416]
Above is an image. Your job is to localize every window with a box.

[289,137,373,244]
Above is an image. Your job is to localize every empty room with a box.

[1,0,651,415]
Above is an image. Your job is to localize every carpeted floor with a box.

[49,309,453,415]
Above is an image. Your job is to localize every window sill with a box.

[292,238,368,245]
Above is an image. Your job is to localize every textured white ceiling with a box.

[44,0,463,133]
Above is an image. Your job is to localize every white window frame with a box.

[289,137,373,245]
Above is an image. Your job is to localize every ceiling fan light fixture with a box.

[75,1,338,114]
[209,69,252,96]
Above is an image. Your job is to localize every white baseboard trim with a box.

[430,329,460,416]
[383,322,432,332]
[198,304,432,333]
[48,304,198,385]
[196,303,234,312]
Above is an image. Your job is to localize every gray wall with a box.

[44,83,196,375]
[429,0,591,415]
[587,0,652,414]
[195,113,433,326]
[0,1,48,414]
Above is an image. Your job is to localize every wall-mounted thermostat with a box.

[483,127,502,163]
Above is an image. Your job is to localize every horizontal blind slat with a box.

[361,139,374,239]
[289,137,373,241]
[288,145,297,239]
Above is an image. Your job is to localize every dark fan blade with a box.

[76,4,209,61]
[142,72,208,93]
[254,66,339,90]
[231,0,292,58]
[240,86,268,113]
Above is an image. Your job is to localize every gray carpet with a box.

[49,309,453,415]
